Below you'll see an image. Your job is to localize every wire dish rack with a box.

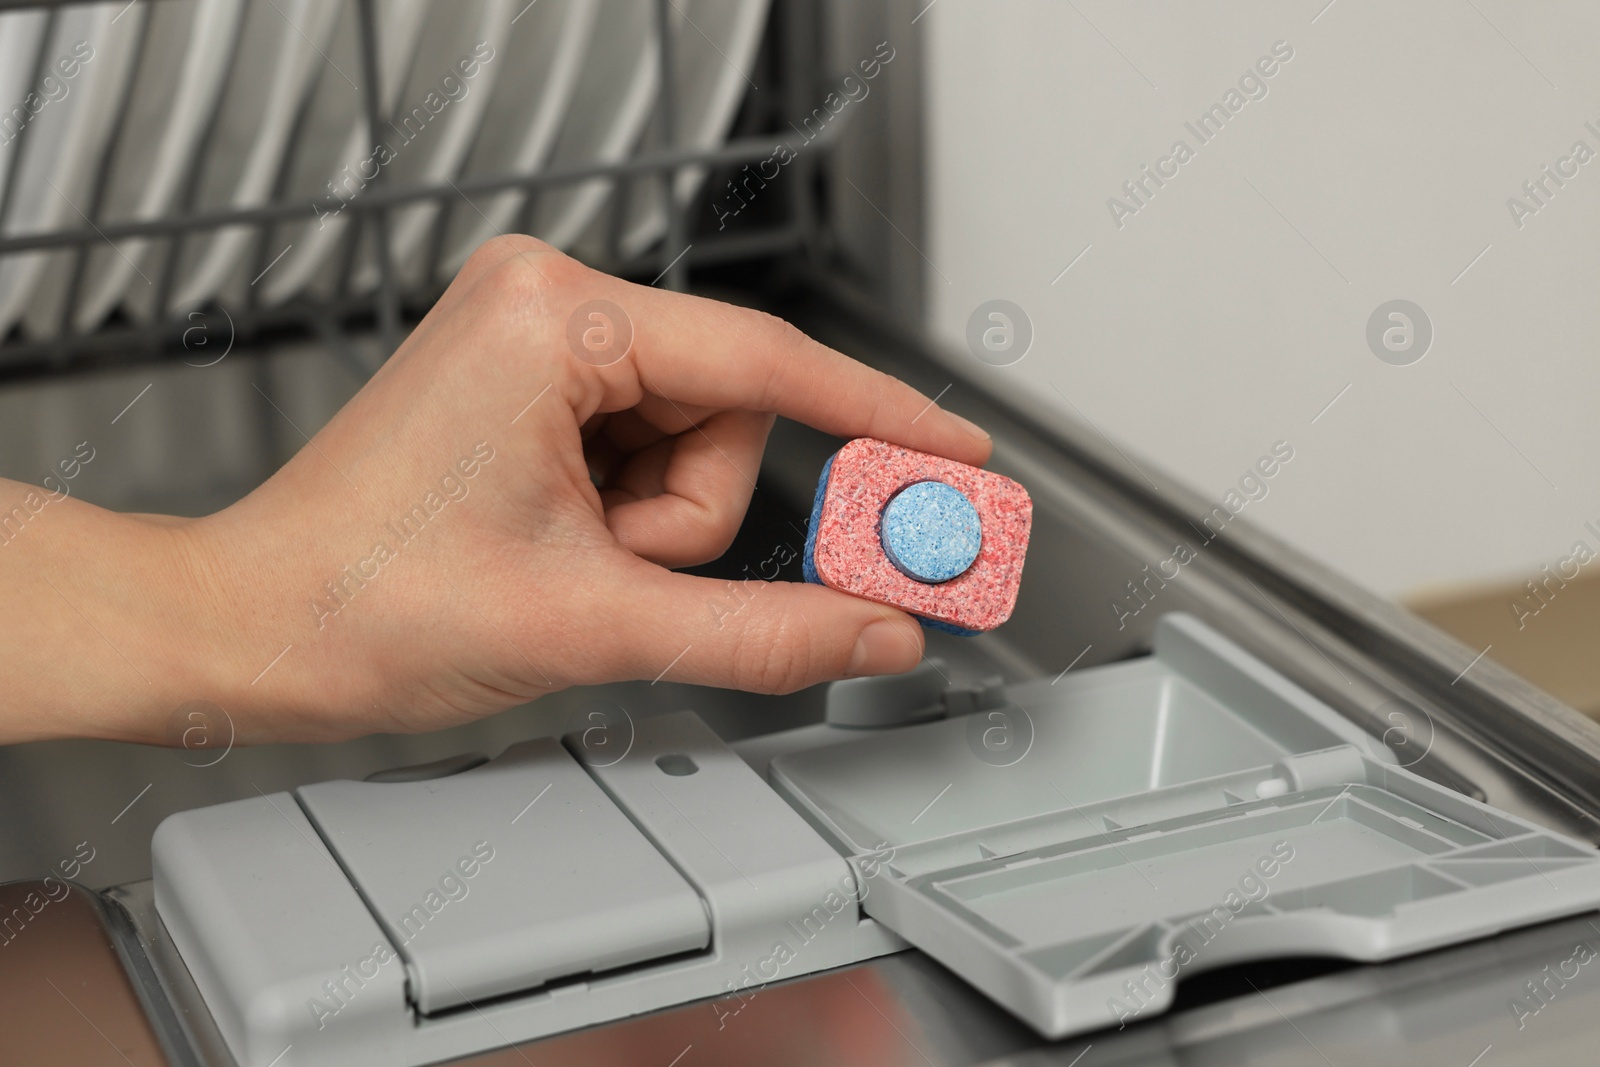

[0,0,833,382]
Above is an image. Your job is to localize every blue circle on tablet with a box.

[880,481,982,584]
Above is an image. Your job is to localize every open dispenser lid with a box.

[768,613,1600,1038]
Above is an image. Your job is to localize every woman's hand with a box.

[1,237,990,744]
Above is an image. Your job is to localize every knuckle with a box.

[751,308,808,353]
[732,613,815,694]
[473,232,554,264]
[463,233,549,276]
[465,236,582,313]
[741,312,805,407]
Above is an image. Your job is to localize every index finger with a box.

[604,275,994,466]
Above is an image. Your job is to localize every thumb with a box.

[588,559,927,693]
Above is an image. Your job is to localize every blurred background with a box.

[916,1,1600,719]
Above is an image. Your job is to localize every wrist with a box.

[0,497,204,743]
[161,501,389,745]
[0,491,361,746]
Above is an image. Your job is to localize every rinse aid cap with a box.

[879,480,983,583]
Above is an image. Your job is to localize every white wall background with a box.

[922,0,1600,600]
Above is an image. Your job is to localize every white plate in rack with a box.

[72,0,247,332]
[616,0,771,262]
[0,3,144,341]
[0,10,50,243]
[159,0,344,316]
[437,0,601,276]
[256,0,431,307]
[348,0,518,294]
[527,0,662,253]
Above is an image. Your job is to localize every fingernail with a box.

[945,411,990,442]
[847,619,923,677]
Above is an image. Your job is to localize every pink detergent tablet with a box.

[801,438,1032,633]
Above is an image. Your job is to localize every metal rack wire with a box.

[0,0,836,382]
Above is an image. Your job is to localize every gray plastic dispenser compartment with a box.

[768,613,1600,1039]
[297,737,710,1013]
[151,613,1600,1063]
[153,712,903,1067]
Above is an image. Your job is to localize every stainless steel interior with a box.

[4,1,1600,1064]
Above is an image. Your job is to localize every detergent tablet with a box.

[802,438,1032,634]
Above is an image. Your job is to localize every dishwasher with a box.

[4,2,1600,1065]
